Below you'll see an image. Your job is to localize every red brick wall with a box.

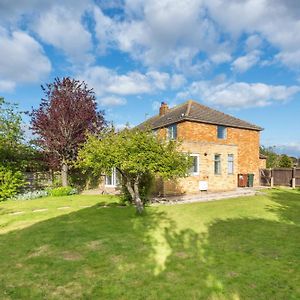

[157,120,261,185]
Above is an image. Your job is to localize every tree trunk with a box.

[133,176,143,214]
[61,161,68,187]
[124,176,144,214]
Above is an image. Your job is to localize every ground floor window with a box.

[228,154,234,174]
[189,154,200,176]
[214,154,221,175]
[105,168,120,187]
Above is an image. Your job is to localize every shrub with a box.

[14,189,48,200]
[48,186,77,197]
[0,166,24,201]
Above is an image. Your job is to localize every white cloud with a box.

[93,6,115,54]
[170,74,187,89]
[0,80,15,92]
[177,79,300,108]
[0,28,51,92]
[245,34,262,51]
[232,50,261,73]
[99,96,127,106]
[93,0,230,70]
[275,143,300,157]
[205,0,300,68]
[33,6,93,63]
[93,0,300,70]
[80,66,185,97]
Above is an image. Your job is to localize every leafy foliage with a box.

[260,146,280,168]
[278,154,292,168]
[0,98,31,200]
[78,128,191,212]
[260,146,294,168]
[30,77,106,186]
[0,166,24,201]
[13,189,48,201]
[48,186,77,197]
[0,97,31,170]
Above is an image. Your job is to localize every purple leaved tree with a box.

[30,77,105,186]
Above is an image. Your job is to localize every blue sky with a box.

[1,0,300,156]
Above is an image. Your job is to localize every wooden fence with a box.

[260,168,300,187]
[23,171,61,190]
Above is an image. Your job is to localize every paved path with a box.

[151,188,261,206]
[6,188,268,215]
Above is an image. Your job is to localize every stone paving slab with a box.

[9,211,25,215]
[151,188,258,206]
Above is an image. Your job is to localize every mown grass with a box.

[0,189,299,299]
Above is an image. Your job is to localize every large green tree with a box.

[260,146,280,168]
[278,154,292,168]
[0,97,27,200]
[77,128,191,213]
[0,97,24,167]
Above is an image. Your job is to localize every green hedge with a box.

[48,186,77,197]
[0,166,24,201]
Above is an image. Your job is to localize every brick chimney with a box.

[159,102,169,116]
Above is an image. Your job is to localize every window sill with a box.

[190,173,199,176]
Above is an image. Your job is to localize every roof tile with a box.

[137,100,263,131]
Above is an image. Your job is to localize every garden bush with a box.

[48,186,77,197]
[0,166,24,201]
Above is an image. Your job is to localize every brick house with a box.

[102,99,264,195]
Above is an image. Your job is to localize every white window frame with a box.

[217,126,227,139]
[168,124,177,140]
[189,154,200,176]
[105,168,119,187]
[214,154,221,175]
[228,154,234,175]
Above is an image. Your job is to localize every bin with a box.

[238,174,248,187]
[247,174,254,187]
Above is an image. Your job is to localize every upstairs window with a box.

[217,126,227,139]
[228,154,234,174]
[214,154,221,175]
[189,154,200,176]
[168,124,177,140]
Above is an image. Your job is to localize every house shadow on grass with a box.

[0,190,299,299]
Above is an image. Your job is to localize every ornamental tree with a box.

[77,128,191,213]
[30,77,105,186]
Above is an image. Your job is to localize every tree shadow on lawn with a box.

[0,191,299,299]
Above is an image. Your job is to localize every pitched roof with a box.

[137,100,263,131]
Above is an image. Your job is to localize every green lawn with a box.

[0,189,299,299]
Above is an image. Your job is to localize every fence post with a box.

[292,168,296,189]
[270,168,274,187]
